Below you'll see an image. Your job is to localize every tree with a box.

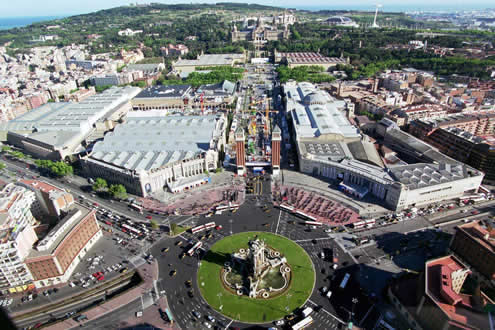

[150,219,159,230]
[109,184,127,200]
[1,146,11,153]
[92,178,108,192]
[49,161,73,177]
[0,162,6,171]
[10,151,25,159]
[170,223,178,235]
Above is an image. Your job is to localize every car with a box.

[285,314,296,321]
[170,270,177,277]
[215,225,222,230]
[192,311,201,319]
[120,267,128,273]
[136,311,143,317]
[188,290,194,298]
[179,253,186,259]
[96,275,104,281]
[162,247,169,253]
[203,322,212,329]
[175,241,183,246]
[321,286,328,293]
[472,210,480,215]
[275,320,285,326]
[207,315,215,322]
[185,280,192,287]
[146,215,152,220]
[74,314,88,322]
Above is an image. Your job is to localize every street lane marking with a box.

[224,319,234,330]
[275,209,282,234]
[294,237,333,243]
[307,299,345,324]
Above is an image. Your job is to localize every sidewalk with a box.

[45,261,159,330]
[139,177,245,216]
[118,296,180,330]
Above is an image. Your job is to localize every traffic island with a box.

[197,232,315,323]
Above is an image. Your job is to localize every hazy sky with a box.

[1,0,493,17]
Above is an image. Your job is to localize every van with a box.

[301,307,313,317]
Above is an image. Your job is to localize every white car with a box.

[207,315,215,323]
[203,322,212,329]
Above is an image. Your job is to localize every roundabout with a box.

[197,232,315,323]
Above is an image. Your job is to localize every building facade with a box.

[284,82,484,211]
[131,85,192,112]
[24,205,102,288]
[231,17,289,44]
[0,184,38,294]
[82,112,226,197]
[450,220,495,287]
[19,180,74,218]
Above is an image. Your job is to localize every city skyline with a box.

[1,0,494,17]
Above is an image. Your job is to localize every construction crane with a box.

[264,97,272,137]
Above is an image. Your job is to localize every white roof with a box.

[285,82,360,139]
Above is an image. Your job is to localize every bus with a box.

[294,210,317,222]
[291,316,313,330]
[216,205,230,212]
[204,222,216,230]
[364,219,376,228]
[191,225,207,234]
[340,273,350,289]
[351,221,366,229]
[122,224,142,235]
[279,204,295,213]
[187,242,203,256]
[129,203,143,214]
[304,221,323,226]
[191,222,216,234]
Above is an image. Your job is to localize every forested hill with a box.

[0,2,284,48]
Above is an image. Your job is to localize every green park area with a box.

[197,232,315,323]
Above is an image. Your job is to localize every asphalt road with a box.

[149,176,355,330]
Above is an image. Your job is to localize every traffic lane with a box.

[78,297,141,329]
[152,232,234,329]
[1,157,157,222]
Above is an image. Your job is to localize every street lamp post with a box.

[351,297,358,322]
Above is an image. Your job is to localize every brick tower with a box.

[271,124,281,176]
[235,127,246,175]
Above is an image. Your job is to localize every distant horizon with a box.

[0,2,494,20]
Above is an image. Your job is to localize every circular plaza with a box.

[197,232,315,323]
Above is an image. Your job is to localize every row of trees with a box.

[268,24,495,80]
[92,178,128,200]
[276,65,336,84]
[157,66,244,87]
[34,159,73,177]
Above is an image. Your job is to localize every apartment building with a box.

[0,184,38,294]
[24,205,102,288]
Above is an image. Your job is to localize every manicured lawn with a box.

[197,232,315,323]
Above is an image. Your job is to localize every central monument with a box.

[223,238,291,299]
